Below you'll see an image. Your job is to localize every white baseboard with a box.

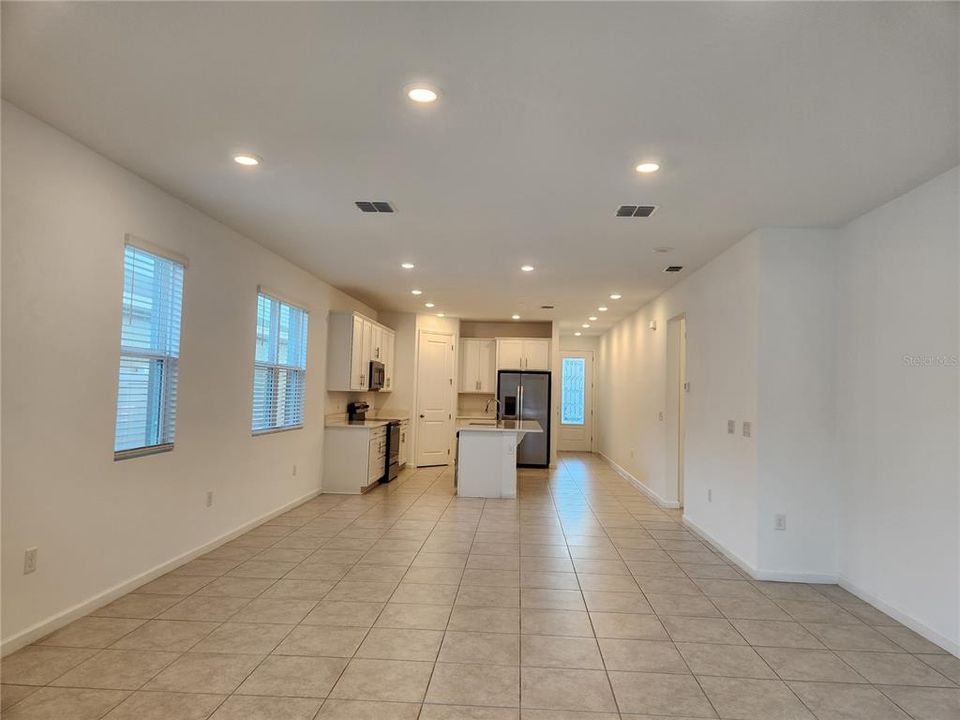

[682,515,839,584]
[599,453,681,509]
[838,575,959,657]
[1,489,321,657]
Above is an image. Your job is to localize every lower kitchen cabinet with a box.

[323,425,387,493]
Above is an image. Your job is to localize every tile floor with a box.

[2,453,958,719]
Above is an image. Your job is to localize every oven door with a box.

[368,361,385,390]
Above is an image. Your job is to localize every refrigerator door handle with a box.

[518,384,524,422]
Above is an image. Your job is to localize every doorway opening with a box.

[665,315,686,507]
[558,351,594,452]
[415,330,455,467]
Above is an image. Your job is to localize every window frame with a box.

[560,355,587,426]
[113,236,187,461]
[251,288,309,436]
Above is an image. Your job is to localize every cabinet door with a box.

[360,319,374,387]
[382,330,395,391]
[459,339,480,392]
[497,339,524,370]
[523,339,551,371]
[350,314,366,390]
[371,324,384,362]
[478,339,497,392]
[367,435,383,484]
[399,422,408,466]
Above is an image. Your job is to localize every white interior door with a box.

[416,330,455,466]
[666,315,687,507]
[558,351,593,452]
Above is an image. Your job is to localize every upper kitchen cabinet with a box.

[496,338,551,371]
[328,311,396,392]
[459,338,497,393]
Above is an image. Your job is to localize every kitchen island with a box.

[456,419,543,498]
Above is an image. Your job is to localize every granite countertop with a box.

[325,419,392,428]
[458,419,543,433]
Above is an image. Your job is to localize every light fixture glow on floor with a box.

[233,153,261,166]
[635,162,661,174]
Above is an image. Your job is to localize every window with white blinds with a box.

[252,291,309,433]
[114,242,185,458]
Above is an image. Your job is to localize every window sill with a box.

[252,424,304,437]
[114,443,174,461]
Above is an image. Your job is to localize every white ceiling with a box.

[3,2,957,334]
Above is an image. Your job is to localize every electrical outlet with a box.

[742,421,752,438]
[206,491,213,508]
[727,420,736,434]
[707,489,712,503]
[292,464,297,477]
[774,514,787,531]
[24,547,38,575]
[658,411,664,422]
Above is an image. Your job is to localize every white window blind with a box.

[252,291,309,433]
[114,243,185,458]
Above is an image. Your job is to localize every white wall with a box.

[835,167,959,652]
[0,103,373,651]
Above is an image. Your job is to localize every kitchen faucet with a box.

[484,397,502,421]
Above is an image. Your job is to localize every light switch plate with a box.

[727,420,736,434]
[742,421,752,438]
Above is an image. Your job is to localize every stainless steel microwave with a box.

[369,360,385,391]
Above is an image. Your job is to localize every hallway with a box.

[2,454,957,719]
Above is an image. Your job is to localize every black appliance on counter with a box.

[347,401,369,423]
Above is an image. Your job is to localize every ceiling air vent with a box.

[355,201,395,213]
[663,265,684,273]
[540,305,555,310]
[616,205,657,218]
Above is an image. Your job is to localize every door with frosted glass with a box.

[559,352,593,451]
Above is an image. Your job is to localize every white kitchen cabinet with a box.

[327,311,397,392]
[496,338,551,371]
[398,419,409,467]
[459,338,497,393]
[324,424,387,493]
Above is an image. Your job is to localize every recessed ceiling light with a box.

[401,262,415,269]
[233,153,261,166]
[635,162,661,174]
[589,316,598,321]
[652,247,673,254]
[406,84,440,103]
[520,265,535,272]
[598,306,608,312]
[425,302,435,308]
[511,314,520,320]
[411,289,423,295]
[574,332,582,336]
[610,294,622,300]
[436,313,445,317]
[582,323,591,328]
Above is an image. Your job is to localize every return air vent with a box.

[616,205,657,218]
[540,305,555,310]
[663,265,684,273]
[355,201,395,213]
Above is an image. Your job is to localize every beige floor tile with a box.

[637,577,703,595]
[920,654,960,684]
[837,651,956,686]
[521,556,575,573]
[111,620,218,652]
[448,606,519,634]
[92,594,183,620]
[143,652,262,693]
[576,574,639,592]
[521,609,593,637]
[317,698,421,719]
[713,596,792,621]
[273,625,367,657]
[468,554,521,571]
[1,685,38,711]
[136,575,217,596]
[236,655,348,698]
[228,598,316,624]
[608,670,715,716]
[426,662,519,707]
[877,685,960,720]
[50,649,178,690]
[776,600,863,625]
[1,646,97,686]
[37,618,144,649]
[646,592,723,618]
[342,565,409,583]
[730,620,824,649]
[598,638,687,673]
[521,711,615,720]
[440,631,520,665]
[756,647,868,683]
[326,581,398,603]
[590,612,668,640]
[582,590,652,614]
[401,566,464,585]
[521,635,602,669]
[390,583,459,605]
[375,603,451,630]
[190,623,292,654]
[456,585,520,608]
[258,578,335,600]
[330,658,433,702]
[196,577,277,598]
[699,676,814,719]
[521,667,616,711]
[303,600,384,627]
[804,623,906,652]
[209,694,322,719]
[158,596,251,622]
[788,681,911,719]
[101,691,224,720]
[462,569,521,587]
[520,588,585,611]
[676,642,777,679]
[228,560,297,579]
[2,687,128,720]
[876,625,951,654]
[356,628,443,661]
[411,552,468,568]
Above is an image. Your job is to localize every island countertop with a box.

[457,419,543,434]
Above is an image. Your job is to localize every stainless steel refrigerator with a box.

[498,370,551,467]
